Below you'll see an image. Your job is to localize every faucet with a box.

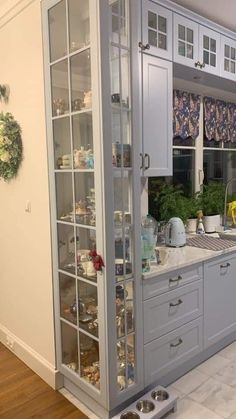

[223,178,236,229]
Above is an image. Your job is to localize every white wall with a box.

[0,0,56,380]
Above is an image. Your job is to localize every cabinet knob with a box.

[144,153,150,170]
[139,41,150,51]
[170,299,183,307]
[170,338,183,348]
[169,275,182,284]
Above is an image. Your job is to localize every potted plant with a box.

[185,194,201,233]
[152,183,190,224]
[198,182,225,233]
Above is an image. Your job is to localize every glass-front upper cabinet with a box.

[199,26,220,76]
[220,35,236,82]
[47,0,100,392]
[110,0,136,394]
[142,0,172,60]
[173,13,198,68]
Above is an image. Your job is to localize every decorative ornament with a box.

[0,112,23,181]
[89,250,105,272]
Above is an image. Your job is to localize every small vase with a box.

[186,218,197,233]
[203,214,221,233]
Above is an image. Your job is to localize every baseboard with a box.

[0,323,63,389]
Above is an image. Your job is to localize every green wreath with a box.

[0,112,23,181]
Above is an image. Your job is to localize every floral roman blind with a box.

[173,90,201,140]
[204,96,236,142]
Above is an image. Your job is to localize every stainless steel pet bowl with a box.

[136,400,155,413]
[120,412,140,419]
[151,389,169,401]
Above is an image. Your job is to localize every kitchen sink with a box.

[217,228,236,241]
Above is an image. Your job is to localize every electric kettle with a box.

[165,217,186,247]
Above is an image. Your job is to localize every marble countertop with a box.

[143,241,236,280]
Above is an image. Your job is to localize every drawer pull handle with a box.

[170,299,183,307]
[170,338,183,348]
[169,275,182,283]
[220,262,230,268]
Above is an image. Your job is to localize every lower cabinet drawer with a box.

[144,317,203,387]
[143,280,203,343]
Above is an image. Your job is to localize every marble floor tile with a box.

[228,413,236,419]
[171,397,223,419]
[167,385,185,400]
[189,377,236,418]
[214,361,236,388]
[218,342,236,361]
[196,354,231,376]
[170,369,209,395]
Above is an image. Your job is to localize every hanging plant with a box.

[0,85,9,103]
[0,112,23,181]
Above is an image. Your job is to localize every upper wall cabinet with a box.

[142,1,172,60]
[174,14,221,76]
[220,35,236,81]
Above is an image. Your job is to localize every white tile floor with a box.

[167,342,236,419]
[61,342,236,419]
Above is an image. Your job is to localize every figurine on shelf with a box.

[53,98,67,116]
[83,90,92,109]
[74,147,87,169]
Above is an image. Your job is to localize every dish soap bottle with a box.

[196,210,205,234]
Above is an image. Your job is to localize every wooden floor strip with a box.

[0,343,88,418]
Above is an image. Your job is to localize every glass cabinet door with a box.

[173,13,199,68]
[199,26,220,76]
[109,0,136,393]
[142,0,172,60]
[47,0,100,391]
[220,35,236,82]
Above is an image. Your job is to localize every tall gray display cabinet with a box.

[41,0,143,417]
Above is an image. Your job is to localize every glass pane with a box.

[70,50,92,112]
[68,0,90,52]
[110,46,120,101]
[74,173,95,227]
[61,322,78,373]
[49,0,67,62]
[210,38,216,53]
[76,227,97,282]
[122,111,132,146]
[148,11,157,29]
[121,50,130,107]
[203,35,209,50]
[51,60,69,116]
[187,28,193,44]
[53,117,71,170]
[225,44,230,58]
[56,173,73,222]
[120,0,129,47]
[115,227,133,281]
[112,1,119,14]
[148,29,157,47]
[78,281,98,338]
[173,149,195,196]
[210,53,216,67]
[231,47,236,60]
[178,24,185,41]
[158,33,167,50]
[178,41,185,57]
[80,332,100,388]
[126,281,134,334]
[58,224,76,274]
[112,14,119,44]
[59,274,77,324]
[203,50,209,65]
[72,112,94,169]
[187,43,193,59]
[231,61,235,74]
[117,340,126,391]
[158,15,167,33]
[127,335,135,386]
[203,150,236,188]
[225,58,230,72]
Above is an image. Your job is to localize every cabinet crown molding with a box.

[0,0,35,29]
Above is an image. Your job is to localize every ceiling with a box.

[172,0,236,33]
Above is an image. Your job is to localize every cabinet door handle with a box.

[170,299,183,307]
[139,41,150,51]
[169,275,182,284]
[170,338,183,348]
[140,153,144,169]
[220,262,230,268]
[144,153,150,170]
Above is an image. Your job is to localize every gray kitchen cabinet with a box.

[204,254,236,348]
[220,35,236,81]
[144,279,203,343]
[142,54,173,176]
[144,317,203,386]
[141,0,172,60]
